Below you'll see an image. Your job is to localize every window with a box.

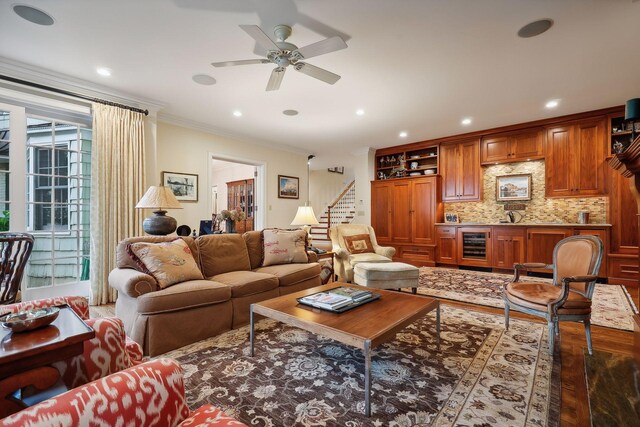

[0,111,10,231]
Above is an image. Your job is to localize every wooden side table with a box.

[316,251,335,284]
[0,304,95,417]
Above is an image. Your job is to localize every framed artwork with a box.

[445,213,459,223]
[328,167,344,174]
[496,173,532,201]
[278,175,299,199]
[162,171,198,202]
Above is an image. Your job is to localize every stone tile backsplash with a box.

[444,160,608,224]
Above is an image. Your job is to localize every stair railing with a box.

[326,180,355,238]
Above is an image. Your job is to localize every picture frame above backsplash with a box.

[496,173,532,202]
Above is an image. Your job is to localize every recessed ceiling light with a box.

[233,110,242,117]
[399,131,408,138]
[545,99,560,109]
[356,109,365,116]
[13,4,54,26]
[461,118,472,126]
[283,109,298,116]
[96,67,112,77]
[518,19,553,38]
[192,74,216,85]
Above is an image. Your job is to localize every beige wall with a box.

[156,122,310,229]
[211,162,255,213]
[352,148,376,225]
[309,168,354,216]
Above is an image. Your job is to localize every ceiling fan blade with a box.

[211,59,271,68]
[293,36,347,60]
[266,67,286,91]
[240,25,281,53]
[294,63,341,85]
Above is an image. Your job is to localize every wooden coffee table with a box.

[249,283,440,416]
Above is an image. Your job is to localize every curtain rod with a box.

[0,75,149,116]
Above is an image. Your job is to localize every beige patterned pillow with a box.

[127,239,203,289]
[343,234,375,254]
[262,229,308,266]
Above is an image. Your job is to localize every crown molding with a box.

[0,57,165,113]
[158,113,311,157]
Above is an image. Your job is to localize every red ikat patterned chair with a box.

[0,296,143,389]
[0,358,245,427]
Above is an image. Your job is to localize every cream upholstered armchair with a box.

[503,235,603,355]
[329,224,395,282]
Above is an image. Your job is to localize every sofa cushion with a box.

[197,234,251,277]
[343,233,375,254]
[117,236,198,271]
[254,262,321,287]
[243,231,263,270]
[137,280,231,315]
[127,239,203,289]
[262,229,308,266]
[348,253,393,266]
[210,271,279,298]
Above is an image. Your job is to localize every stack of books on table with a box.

[298,287,376,311]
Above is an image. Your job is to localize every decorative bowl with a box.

[424,169,436,175]
[410,155,420,159]
[0,307,60,333]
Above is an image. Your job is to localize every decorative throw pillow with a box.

[343,234,375,254]
[127,239,203,289]
[262,229,309,266]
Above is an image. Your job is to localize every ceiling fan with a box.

[212,24,348,91]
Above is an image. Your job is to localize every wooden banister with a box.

[327,180,355,238]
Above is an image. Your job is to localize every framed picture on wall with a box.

[496,174,532,201]
[162,171,199,202]
[278,175,299,199]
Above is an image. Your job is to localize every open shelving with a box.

[375,144,439,180]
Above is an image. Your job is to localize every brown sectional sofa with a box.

[108,231,321,356]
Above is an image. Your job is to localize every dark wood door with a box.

[609,171,639,254]
[493,227,526,269]
[545,126,574,197]
[458,139,481,201]
[371,181,393,243]
[411,177,437,245]
[573,118,606,196]
[440,143,459,201]
[510,129,544,161]
[391,180,411,243]
[481,136,510,164]
[436,226,457,264]
[526,228,573,265]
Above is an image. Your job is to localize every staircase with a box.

[309,180,356,250]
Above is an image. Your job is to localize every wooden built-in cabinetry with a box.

[493,227,526,269]
[440,139,481,201]
[375,144,439,180]
[481,129,544,165]
[371,176,443,266]
[226,179,254,234]
[545,118,607,197]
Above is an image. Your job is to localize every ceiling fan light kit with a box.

[211,24,347,91]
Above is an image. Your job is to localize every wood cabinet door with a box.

[458,139,481,201]
[573,118,606,196]
[440,143,459,201]
[411,177,437,245]
[526,228,573,265]
[391,180,412,243]
[481,136,510,164]
[510,129,544,161]
[609,171,639,254]
[370,182,393,242]
[575,229,608,277]
[545,126,574,197]
[436,227,457,264]
[493,227,526,269]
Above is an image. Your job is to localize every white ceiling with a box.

[1,0,639,168]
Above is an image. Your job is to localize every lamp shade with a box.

[291,206,319,226]
[136,186,182,210]
[625,98,640,121]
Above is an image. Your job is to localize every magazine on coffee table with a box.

[297,286,381,313]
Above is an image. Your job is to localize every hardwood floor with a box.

[445,285,638,427]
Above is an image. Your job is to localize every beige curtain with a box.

[90,104,146,305]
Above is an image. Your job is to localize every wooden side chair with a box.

[502,235,604,355]
[0,232,34,305]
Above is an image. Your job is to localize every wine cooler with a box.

[457,227,492,267]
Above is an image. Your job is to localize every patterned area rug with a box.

[414,267,639,331]
[164,305,560,427]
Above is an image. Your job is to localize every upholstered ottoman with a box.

[353,262,419,293]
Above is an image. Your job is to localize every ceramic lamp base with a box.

[143,210,177,235]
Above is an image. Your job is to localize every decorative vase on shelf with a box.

[225,219,236,234]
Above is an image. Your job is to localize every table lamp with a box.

[136,186,183,235]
